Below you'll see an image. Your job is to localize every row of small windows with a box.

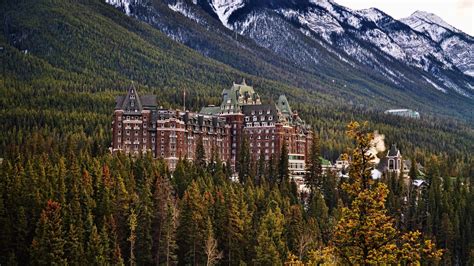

[245,122,275,127]
[245,116,273,122]
[250,110,271,115]
[250,142,274,147]
[118,115,147,121]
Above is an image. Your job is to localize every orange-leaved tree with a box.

[332,121,442,265]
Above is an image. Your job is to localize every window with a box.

[245,117,250,122]
[268,116,273,121]
[267,110,271,114]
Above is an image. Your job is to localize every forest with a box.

[1,0,473,264]
[0,120,472,265]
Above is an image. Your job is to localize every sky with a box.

[334,0,474,35]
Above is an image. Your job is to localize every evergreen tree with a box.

[237,135,251,183]
[87,225,106,265]
[332,122,442,264]
[307,192,330,244]
[128,208,137,266]
[279,140,290,184]
[254,206,286,265]
[177,181,208,265]
[305,132,323,194]
[65,223,84,265]
[195,136,206,169]
[31,200,67,265]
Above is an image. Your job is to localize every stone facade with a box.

[111,81,312,172]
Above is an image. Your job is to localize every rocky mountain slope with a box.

[104,0,473,104]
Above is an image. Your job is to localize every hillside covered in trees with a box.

[0,0,473,264]
[0,121,472,264]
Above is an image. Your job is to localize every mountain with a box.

[401,11,474,77]
[1,0,473,159]
[103,0,474,121]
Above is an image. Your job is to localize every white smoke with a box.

[368,131,386,164]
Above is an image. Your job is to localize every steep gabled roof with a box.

[115,84,157,113]
[121,83,143,114]
[387,144,400,157]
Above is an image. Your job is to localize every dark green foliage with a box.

[0,0,472,264]
[237,135,251,183]
[30,200,66,265]
[305,132,323,194]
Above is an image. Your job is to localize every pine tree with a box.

[65,223,84,265]
[136,178,153,265]
[286,205,304,255]
[279,140,290,185]
[237,135,251,183]
[307,192,330,244]
[87,225,106,265]
[152,174,178,265]
[409,158,418,179]
[305,132,323,194]
[332,122,442,265]
[224,186,245,264]
[128,208,137,266]
[254,206,286,265]
[31,200,67,265]
[177,181,208,265]
[195,136,206,169]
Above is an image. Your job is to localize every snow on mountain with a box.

[401,11,474,77]
[103,0,473,98]
[209,0,245,28]
[278,7,344,43]
[357,8,385,23]
[401,11,460,41]
[423,76,447,93]
[105,0,136,16]
[168,1,202,23]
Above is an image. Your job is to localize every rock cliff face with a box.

[105,0,473,100]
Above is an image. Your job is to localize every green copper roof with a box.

[277,94,292,115]
[220,79,261,113]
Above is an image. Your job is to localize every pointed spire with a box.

[121,82,143,113]
[242,78,247,86]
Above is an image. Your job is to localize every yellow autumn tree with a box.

[332,121,442,265]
